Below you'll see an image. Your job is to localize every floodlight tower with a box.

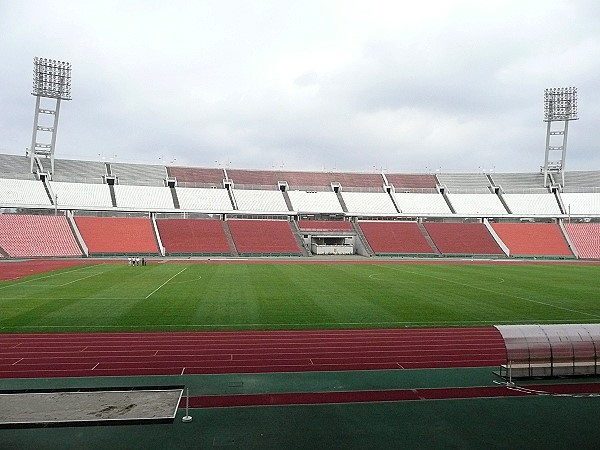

[29,57,72,176]
[542,87,578,188]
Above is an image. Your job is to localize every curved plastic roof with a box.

[495,324,600,377]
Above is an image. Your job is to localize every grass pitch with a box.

[0,261,599,332]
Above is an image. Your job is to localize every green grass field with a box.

[1,262,599,332]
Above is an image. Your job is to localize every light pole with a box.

[29,57,72,176]
[542,87,578,187]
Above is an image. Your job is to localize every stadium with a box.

[1,60,600,448]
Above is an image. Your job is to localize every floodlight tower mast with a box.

[542,87,578,188]
[29,57,72,176]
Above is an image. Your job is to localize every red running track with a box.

[0,327,505,379]
[187,382,600,408]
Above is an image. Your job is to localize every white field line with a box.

[57,272,104,287]
[380,265,600,319]
[0,264,105,291]
[145,267,188,299]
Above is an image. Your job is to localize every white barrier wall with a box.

[287,191,344,213]
[234,189,289,213]
[50,181,113,209]
[176,187,233,211]
[447,193,508,215]
[341,192,397,215]
[0,178,52,207]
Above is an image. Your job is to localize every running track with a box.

[0,327,505,379]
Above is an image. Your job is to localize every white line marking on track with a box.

[12,358,23,365]
[92,363,99,370]
[145,267,188,299]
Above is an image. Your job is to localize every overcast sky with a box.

[1,0,599,173]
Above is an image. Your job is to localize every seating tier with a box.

[502,193,561,215]
[491,223,573,257]
[287,191,344,214]
[564,223,600,259]
[341,192,397,215]
[113,185,175,210]
[423,222,504,255]
[75,217,159,254]
[110,162,167,186]
[0,215,81,257]
[157,219,231,254]
[560,193,600,215]
[447,193,508,215]
[0,178,52,207]
[358,221,434,254]
[436,173,492,193]
[176,187,233,211]
[385,174,437,191]
[227,220,301,255]
[52,159,107,184]
[393,193,451,215]
[167,167,225,187]
[234,189,289,213]
[49,181,113,209]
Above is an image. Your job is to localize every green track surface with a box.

[1,262,599,332]
[3,368,600,449]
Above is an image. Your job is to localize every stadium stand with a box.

[502,193,562,216]
[227,169,384,190]
[423,222,505,255]
[446,193,508,215]
[298,221,353,231]
[234,189,290,213]
[74,216,159,254]
[175,187,233,211]
[227,219,301,255]
[167,166,225,187]
[0,178,52,207]
[385,174,437,191]
[110,162,167,186]
[156,218,232,255]
[0,154,36,180]
[491,223,573,257]
[49,181,113,210]
[341,192,398,215]
[392,192,452,215]
[436,173,492,193]
[560,193,600,216]
[489,172,547,193]
[563,223,600,259]
[0,214,82,257]
[358,221,435,255]
[287,191,344,214]
[113,185,175,210]
[51,158,108,183]
[1,149,600,260]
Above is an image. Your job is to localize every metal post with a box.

[182,387,192,423]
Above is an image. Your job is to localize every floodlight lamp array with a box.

[32,57,72,100]
[544,87,577,121]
